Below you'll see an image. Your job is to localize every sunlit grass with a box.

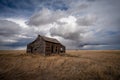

[0,50,120,80]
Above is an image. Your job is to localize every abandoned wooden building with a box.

[27,35,65,55]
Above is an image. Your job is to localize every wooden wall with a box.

[45,41,60,55]
[27,36,66,55]
[27,37,45,54]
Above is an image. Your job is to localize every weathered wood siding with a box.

[27,35,66,55]
[45,41,51,55]
[45,41,62,55]
[27,37,45,54]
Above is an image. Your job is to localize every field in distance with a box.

[0,50,120,80]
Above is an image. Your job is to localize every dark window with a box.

[56,47,57,52]
[51,45,54,53]
[34,48,37,51]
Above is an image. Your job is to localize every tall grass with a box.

[0,50,120,80]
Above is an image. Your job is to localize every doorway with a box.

[31,47,33,53]
[51,45,54,53]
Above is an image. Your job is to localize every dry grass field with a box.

[0,50,120,80]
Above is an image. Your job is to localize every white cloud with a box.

[6,18,28,28]
[50,16,83,41]
[27,8,67,26]
[77,14,97,26]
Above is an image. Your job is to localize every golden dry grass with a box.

[0,50,120,80]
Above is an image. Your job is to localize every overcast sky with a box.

[0,0,120,50]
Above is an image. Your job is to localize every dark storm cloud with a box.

[0,19,22,48]
[0,0,35,17]
[51,30,82,41]
[5,38,34,48]
[0,20,21,36]
[0,0,69,18]
[41,0,68,10]
[0,19,36,50]
[87,0,96,2]
[0,37,35,50]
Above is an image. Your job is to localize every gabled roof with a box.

[28,35,65,46]
[41,35,60,43]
